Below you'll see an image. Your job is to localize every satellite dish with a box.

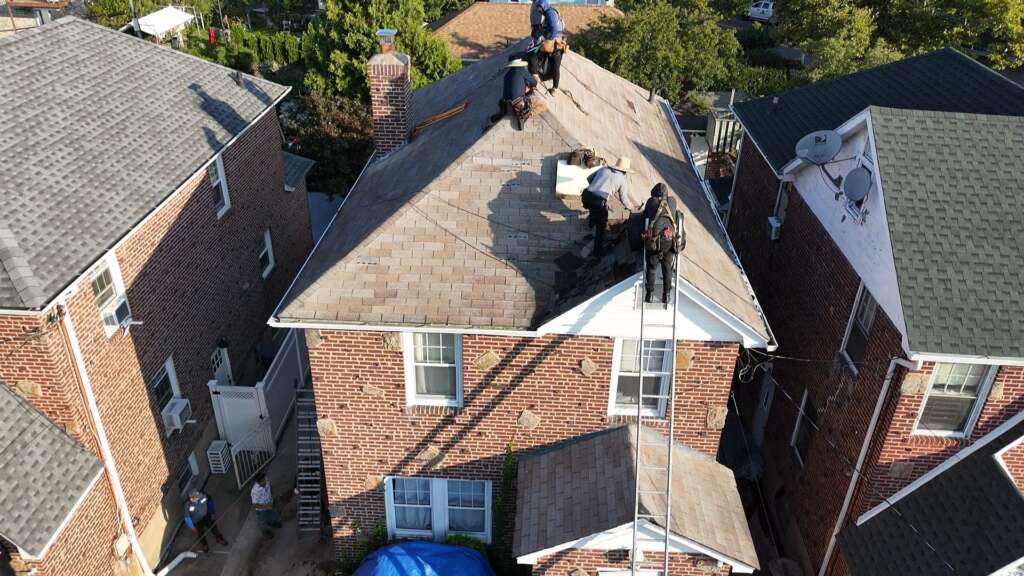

[842,166,872,204]
[795,130,842,166]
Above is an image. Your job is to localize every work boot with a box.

[644,289,654,304]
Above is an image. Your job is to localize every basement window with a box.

[913,363,996,437]
[209,156,231,218]
[384,477,491,542]
[403,333,463,407]
[609,339,672,417]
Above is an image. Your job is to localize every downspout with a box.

[817,355,921,576]
[155,551,198,576]
[58,304,155,576]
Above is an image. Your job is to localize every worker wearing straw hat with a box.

[490,58,538,129]
[582,157,640,258]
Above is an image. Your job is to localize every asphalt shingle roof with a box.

[513,424,758,570]
[869,107,1024,357]
[283,152,315,191]
[275,44,769,338]
[733,48,1024,174]
[0,17,289,310]
[0,382,103,557]
[432,2,621,61]
[838,417,1024,576]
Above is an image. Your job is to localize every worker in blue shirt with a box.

[489,58,538,129]
[183,490,228,552]
[532,0,564,44]
[530,0,567,89]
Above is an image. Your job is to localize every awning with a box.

[136,6,194,38]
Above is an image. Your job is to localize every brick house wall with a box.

[530,548,732,576]
[0,110,312,573]
[63,110,311,527]
[306,330,739,560]
[999,440,1024,492]
[727,138,1024,576]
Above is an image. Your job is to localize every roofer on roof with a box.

[641,183,685,304]
[489,58,538,130]
[582,158,640,259]
[531,0,564,45]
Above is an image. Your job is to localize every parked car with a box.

[747,0,775,22]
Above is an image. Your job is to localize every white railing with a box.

[231,419,275,489]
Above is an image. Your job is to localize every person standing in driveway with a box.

[251,472,281,538]
[183,490,228,552]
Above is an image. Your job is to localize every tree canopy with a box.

[301,0,461,100]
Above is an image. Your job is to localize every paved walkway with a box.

[159,418,334,576]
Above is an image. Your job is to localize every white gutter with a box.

[817,355,921,576]
[60,306,155,576]
[268,318,538,338]
[908,351,1024,367]
[155,551,198,576]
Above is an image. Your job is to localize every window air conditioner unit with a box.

[161,398,192,432]
[104,295,133,328]
[767,216,782,241]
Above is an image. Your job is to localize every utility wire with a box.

[742,354,958,574]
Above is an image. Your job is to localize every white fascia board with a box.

[516,521,755,574]
[16,467,104,561]
[907,351,1024,367]
[857,409,1024,526]
[989,554,1024,576]
[781,108,873,176]
[268,318,538,338]
[269,151,375,323]
[677,279,771,349]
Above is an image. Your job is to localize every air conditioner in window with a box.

[161,398,192,432]
[767,216,783,241]
[103,295,133,328]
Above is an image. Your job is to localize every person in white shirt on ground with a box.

[250,472,281,538]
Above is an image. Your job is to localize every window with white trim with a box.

[208,156,231,218]
[403,333,463,407]
[384,477,491,542]
[609,339,672,417]
[914,363,995,437]
[841,284,877,371]
[598,571,663,576]
[150,357,182,414]
[90,254,132,337]
[790,389,817,467]
[258,229,275,278]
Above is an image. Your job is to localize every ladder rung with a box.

[638,465,667,472]
[639,394,672,400]
[637,490,669,496]
[637,513,667,519]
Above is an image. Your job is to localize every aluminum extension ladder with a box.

[295,387,324,533]
[630,211,683,575]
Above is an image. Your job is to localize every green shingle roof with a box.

[734,48,1024,174]
[871,107,1024,357]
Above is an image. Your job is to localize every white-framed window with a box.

[790,389,817,467]
[258,229,275,278]
[913,363,996,438]
[840,283,877,372]
[383,477,491,542]
[403,333,463,407]
[208,155,231,218]
[598,571,663,576]
[211,346,234,385]
[175,452,199,496]
[150,357,182,413]
[90,253,132,338]
[608,339,672,417]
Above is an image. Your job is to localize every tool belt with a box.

[504,96,532,123]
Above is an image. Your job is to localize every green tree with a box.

[422,0,474,23]
[301,0,461,100]
[87,0,160,29]
[805,4,902,81]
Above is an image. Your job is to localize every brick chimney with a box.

[368,29,411,155]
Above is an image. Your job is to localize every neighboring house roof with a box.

[273,45,768,339]
[0,382,103,557]
[432,2,621,60]
[733,48,1024,174]
[838,414,1024,576]
[513,425,758,570]
[868,107,1024,358]
[0,17,289,310]
[283,152,315,192]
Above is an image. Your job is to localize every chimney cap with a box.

[376,28,398,51]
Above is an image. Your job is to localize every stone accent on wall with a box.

[677,348,695,370]
[579,357,598,377]
[473,350,501,371]
[518,409,541,430]
[382,332,402,351]
[306,329,323,349]
[900,372,929,395]
[317,418,338,437]
[888,461,914,480]
[15,380,41,397]
[706,406,728,430]
[362,384,386,398]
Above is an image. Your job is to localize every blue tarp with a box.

[353,541,496,576]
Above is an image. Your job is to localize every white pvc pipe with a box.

[60,307,155,576]
[817,356,920,576]
[156,551,198,576]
